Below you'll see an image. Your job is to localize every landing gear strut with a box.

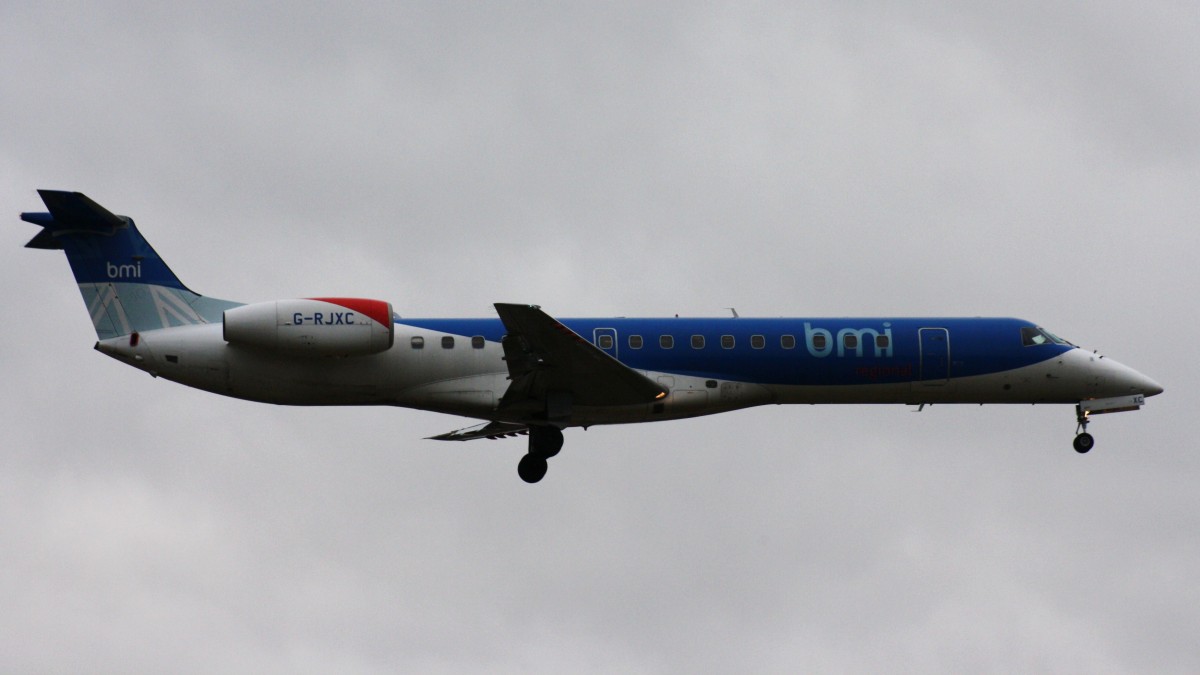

[1073,404,1095,454]
[517,426,564,483]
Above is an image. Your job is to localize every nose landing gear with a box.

[1073,405,1094,454]
[1073,432,1095,453]
[1070,394,1151,454]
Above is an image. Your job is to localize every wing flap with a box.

[428,420,529,441]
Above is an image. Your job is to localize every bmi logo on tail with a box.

[106,260,142,279]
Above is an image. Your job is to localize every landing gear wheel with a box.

[529,426,564,459]
[517,454,549,483]
[1073,432,1095,454]
[519,426,563,482]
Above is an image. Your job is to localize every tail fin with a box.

[21,190,239,339]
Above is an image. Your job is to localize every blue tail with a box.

[21,190,239,339]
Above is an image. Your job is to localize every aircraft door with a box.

[593,327,618,359]
[919,327,950,384]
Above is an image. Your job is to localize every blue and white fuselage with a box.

[22,191,1163,483]
[114,315,1158,422]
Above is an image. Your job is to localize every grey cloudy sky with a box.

[2,2,1198,673]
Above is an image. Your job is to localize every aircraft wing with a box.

[428,420,529,441]
[494,303,668,410]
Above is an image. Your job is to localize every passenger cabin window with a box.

[441,336,455,349]
[781,335,796,349]
[843,334,858,350]
[411,336,425,349]
[691,335,705,349]
[597,334,614,350]
[876,335,889,350]
[811,334,827,350]
[629,335,644,349]
[471,335,485,349]
[660,335,674,349]
[720,335,735,349]
[751,334,765,349]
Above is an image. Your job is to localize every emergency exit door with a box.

[919,327,950,384]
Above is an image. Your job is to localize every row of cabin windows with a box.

[410,335,487,349]
[411,333,890,351]
[622,333,888,351]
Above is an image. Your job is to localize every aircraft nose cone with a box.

[1090,354,1163,398]
[1110,358,1163,397]
[1141,376,1164,397]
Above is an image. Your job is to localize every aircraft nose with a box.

[1106,357,1163,397]
[1141,375,1165,397]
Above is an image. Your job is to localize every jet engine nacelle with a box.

[223,297,394,357]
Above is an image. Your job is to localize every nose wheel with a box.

[1073,404,1095,454]
[1073,432,1095,453]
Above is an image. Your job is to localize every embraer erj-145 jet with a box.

[21,191,1163,483]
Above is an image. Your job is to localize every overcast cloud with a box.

[2,3,1198,673]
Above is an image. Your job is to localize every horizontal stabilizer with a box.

[23,227,62,250]
[35,190,125,230]
[21,190,130,249]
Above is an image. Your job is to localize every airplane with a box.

[20,190,1164,483]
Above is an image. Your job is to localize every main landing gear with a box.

[1073,404,1095,454]
[517,426,564,483]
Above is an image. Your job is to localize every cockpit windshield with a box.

[1021,326,1074,347]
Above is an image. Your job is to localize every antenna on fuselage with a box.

[726,307,739,318]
